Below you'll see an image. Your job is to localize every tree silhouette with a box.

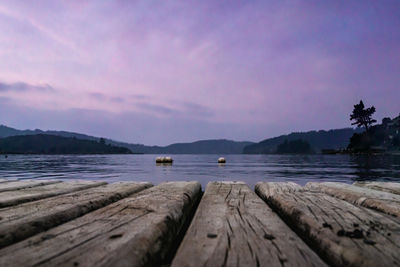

[350,100,376,132]
[276,139,313,154]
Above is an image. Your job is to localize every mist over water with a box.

[0,154,399,188]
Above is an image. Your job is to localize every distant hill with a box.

[147,139,253,154]
[243,128,362,154]
[0,134,132,154]
[276,139,314,154]
[0,125,253,154]
[0,125,101,141]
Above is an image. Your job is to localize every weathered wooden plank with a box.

[256,182,400,267]
[354,181,400,195]
[0,182,151,248]
[0,179,62,192]
[306,182,400,217]
[0,181,201,267]
[0,180,107,207]
[171,181,326,267]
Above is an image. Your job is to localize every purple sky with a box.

[0,1,399,145]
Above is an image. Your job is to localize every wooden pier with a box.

[0,179,399,266]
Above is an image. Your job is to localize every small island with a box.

[347,101,400,154]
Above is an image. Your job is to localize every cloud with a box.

[88,92,105,100]
[133,100,215,119]
[0,4,78,51]
[136,102,175,115]
[0,81,56,93]
[181,102,214,117]
[88,92,125,104]
[0,96,12,103]
[110,97,124,103]
[130,94,148,100]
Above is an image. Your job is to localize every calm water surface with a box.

[0,154,399,188]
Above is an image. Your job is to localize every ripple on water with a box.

[0,154,399,188]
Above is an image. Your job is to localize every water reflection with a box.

[349,155,400,181]
[0,154,399,188]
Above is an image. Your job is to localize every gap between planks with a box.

[354,181,400,195]
[0,181,201,267]
[256,182,400,267]
[0,180,62,193]
[0,180,107,208]
[0,182,152,248]
[172,181,326,267]
[306,182,400,217]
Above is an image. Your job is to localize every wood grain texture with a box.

[354,181,400,195]
[0,182,151,248]
[0,180,107,207]
[0,181,201,267]
[306,182,400,217]
[256,182,400,267]
[0,179,62,192]
[172,181,326,267]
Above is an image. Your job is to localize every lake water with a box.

[0,154,399,188]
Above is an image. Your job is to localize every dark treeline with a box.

[0,134,132,154]
[243,128,360,154]
[275,139,314,154]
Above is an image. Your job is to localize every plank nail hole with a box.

[263,233,275,240]
[207,233,217,238]
[337,229,364,239]
[41,234,56,241]
[364,239,376,245]
[322,222,332,229]
[109,234,123,239]
[337,229,345,237]
[279,258,288,264]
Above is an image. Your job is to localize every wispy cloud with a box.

[88,92,125,104]
[0,81,56,93]
[0,4,78,51]
[88,92,106,101]
[136,102,175,115]
[182,102,214,117]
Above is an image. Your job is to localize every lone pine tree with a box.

[350,100,376,132]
